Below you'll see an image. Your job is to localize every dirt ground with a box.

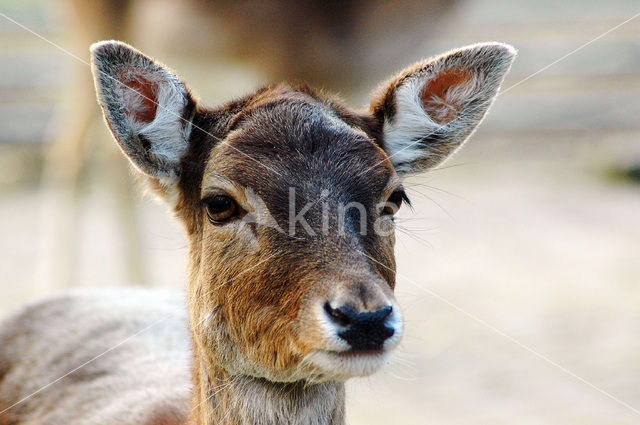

[1,0,639,424]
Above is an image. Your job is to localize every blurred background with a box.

[0,0,639,424]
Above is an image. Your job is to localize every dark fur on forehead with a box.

[225,83,381,145]
[215,84,392,193]
[175,83,392,224]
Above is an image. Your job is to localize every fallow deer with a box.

[0,40,515,425]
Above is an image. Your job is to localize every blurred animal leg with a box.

[36,0,136,289]
[36,66,94,289]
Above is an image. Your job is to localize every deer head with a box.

[91,40,515,390]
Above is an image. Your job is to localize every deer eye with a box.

[382,189,410,216]
[201,195,239,224]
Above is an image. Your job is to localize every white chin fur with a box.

[302,349,393,382]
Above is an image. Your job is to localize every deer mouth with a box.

[331,348,387,357]
[302,347,393,381]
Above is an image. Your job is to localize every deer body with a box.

[0,290,190,424]
[0,290,343,424]
[0,41,515,424]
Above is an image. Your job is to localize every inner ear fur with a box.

[370,42,516,174]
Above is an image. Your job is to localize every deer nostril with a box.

[367,305,393,322]
[324,303,352,327]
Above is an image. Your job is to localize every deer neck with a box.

[188,352,345,425]
[184,233,345,424]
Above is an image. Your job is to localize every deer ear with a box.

[370,42,516,174]
[90,40,197,184]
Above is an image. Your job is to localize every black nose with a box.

[324,303,394,351]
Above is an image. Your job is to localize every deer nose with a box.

[324,303,395,351]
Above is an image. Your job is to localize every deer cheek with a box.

[235,309,304,373]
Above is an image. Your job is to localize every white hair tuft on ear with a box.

[371,42,516,174]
